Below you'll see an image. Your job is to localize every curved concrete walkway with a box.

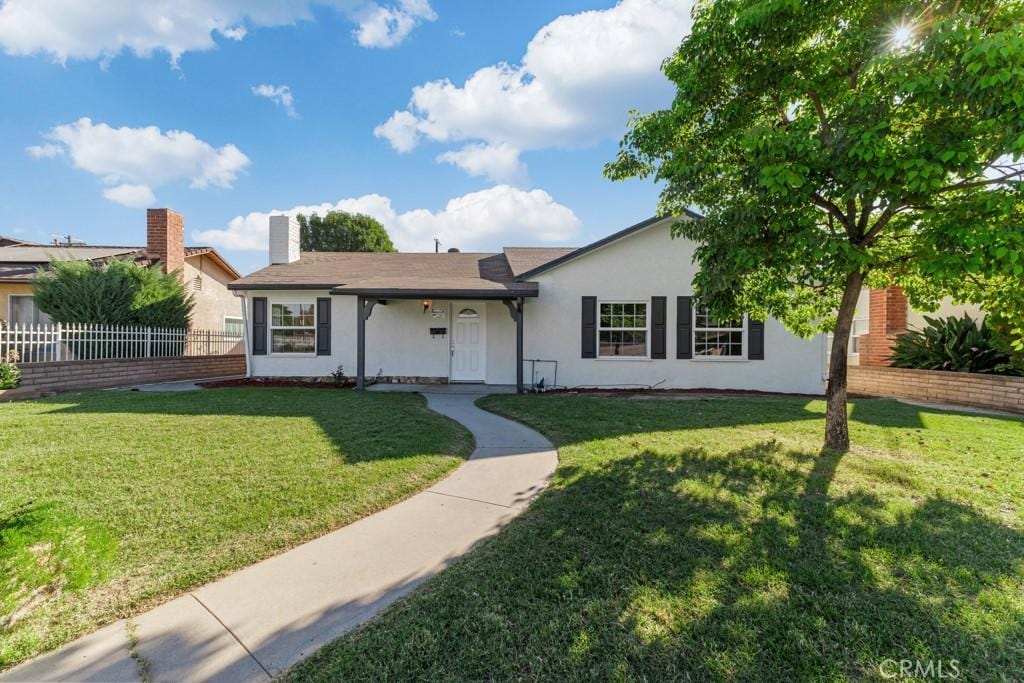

[2,387,556,683]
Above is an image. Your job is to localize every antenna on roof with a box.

[50,233,86,247]
[434,237,441,253]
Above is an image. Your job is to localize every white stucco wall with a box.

[522,218,827,395]
[907,299,985,331]
[243,292,517,382]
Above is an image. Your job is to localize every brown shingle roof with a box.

[0,235,43,247]
[502,247,577,278]
[0,245,241,281]
[0,246,143,263]
[230,251,539,297]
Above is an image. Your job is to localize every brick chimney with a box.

[859,286,908,366]
[147,208,185,278]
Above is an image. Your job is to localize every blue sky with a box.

[0,0,692,275]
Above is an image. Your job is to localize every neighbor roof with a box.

[229,251,541,298]
[0,246,142,263]
[0,244,241,283]
[0,235,42,247]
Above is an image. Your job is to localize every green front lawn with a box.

[288,396,1024,682]
[0,388,472,670]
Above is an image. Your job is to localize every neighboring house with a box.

[228,214,827,394]
[0,236,41,247]
[0,209,243,331]
[852,286,985,366]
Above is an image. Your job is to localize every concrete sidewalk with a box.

[2,388,556,682]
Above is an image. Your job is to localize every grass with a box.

[0,387,472,670]
[287,395,1024,682]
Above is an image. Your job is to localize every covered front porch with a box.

[337,285,533,392]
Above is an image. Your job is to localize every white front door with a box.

[451,304,486,382]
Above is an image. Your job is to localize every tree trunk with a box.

[824,270,865,452]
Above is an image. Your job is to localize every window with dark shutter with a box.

[651,296,666,359]
[581,296,597,358]
[316,298,331,356]
[748,318,765,360]
[676,296,692,359]
[252,297,267,356]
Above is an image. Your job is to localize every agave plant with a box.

[888,314,1022,376]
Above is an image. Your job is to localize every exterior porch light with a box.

[422,299,432,313]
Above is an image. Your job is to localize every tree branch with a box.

[934,169,1024,194]
[805,88,833,146]
[854,196,878,239]
[812,193,849,228]
[860,203,899,246]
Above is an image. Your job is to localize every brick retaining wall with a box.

[849,365,1024,414]
[1,355,246,400]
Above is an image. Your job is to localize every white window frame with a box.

[597,299,651,360]
[8,294,51,326]
[269,300,317,356]
[692,308,747,361]
[223,315,244,337]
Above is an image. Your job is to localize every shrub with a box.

[331,364,347,386]
[0,358,20,390]
[32,258,193,328]
[888,314,1023,376]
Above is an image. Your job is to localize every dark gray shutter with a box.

[581,296,597,358]
[316,297,331,356]
[748,318,765,360]
[252,297,267,356]
[676,296,692,359]
[651,296,666,359]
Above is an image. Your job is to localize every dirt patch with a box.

[199,378,354,390]
[540,387,822,400]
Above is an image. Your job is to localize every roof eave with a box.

[228,283,341,291]
[329,286,538,299]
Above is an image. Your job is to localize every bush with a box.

[0,359,20,390]
[32,258,193,328]
[331,364,347,386]
[888,314,1023,376]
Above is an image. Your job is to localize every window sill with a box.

[689,357,749,362]
[595,356,653,362]
[268,352,318,358]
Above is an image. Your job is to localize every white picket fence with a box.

[0,323,243,364]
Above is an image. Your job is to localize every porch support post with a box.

[356,297,379,391]
[503,297,525,393]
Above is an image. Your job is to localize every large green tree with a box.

[33,258,193,328]
[607,0,1024,450]
[298,211,396,252]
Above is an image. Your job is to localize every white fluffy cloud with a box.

[352,0,437,48]
[25,143,63,159]
[375,0,693,178]
[28,117,250,207]
[102,184,157,208]
[193,185,581,253]
[0,0,436,63]
[252,84,299,118]
[437,143,527,186]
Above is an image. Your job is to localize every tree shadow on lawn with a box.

[297,440,1024,682]
[34,387,472,464]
